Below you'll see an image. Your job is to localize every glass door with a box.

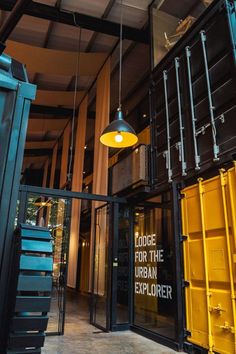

[47,198,70,335]
[133,193,177,340]
[110,204,131,330]
[18,193,71,335]
[91,203,111,331]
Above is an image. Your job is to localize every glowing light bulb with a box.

[114,133,123,143]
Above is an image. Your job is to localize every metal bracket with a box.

[176,141,182,161]
[180,235,188,242]
[184,329,192,338]
[163,150,172,182]
[176,141,187,175]
[182,279,190,287]
[196,114,225,137]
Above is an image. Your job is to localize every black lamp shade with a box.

[100,110,138,148]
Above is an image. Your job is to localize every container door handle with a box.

[200,30,220,162]
[175,57,187,176]
[163,70,172,182]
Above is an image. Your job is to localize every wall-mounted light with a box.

[100,0,138,148]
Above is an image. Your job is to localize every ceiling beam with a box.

[27,118,68,131]
[0,0,31,45]
[23,155,48,166]
[86,0,116,52]
[0,0,149,44]
[35,89,86,107]
[25,141,56,149]
[24,149,54,156]
[30,104,73,117]
[30,104,96,119]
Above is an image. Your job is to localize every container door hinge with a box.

[183,341,193,353]
[182,280,190,287]
[184,328,192,338]
[180,235,188,242]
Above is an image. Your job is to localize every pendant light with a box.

[100,0,138,148]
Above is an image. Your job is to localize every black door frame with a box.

[129,184,184,352]
[90,202,112,332]
[17,184,127,335]
[110,203,134,331]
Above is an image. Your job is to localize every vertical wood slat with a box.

[38,159,49,224]
[42,159,49,188]
[60,122,70,189]
[89,58,110,291]
[49,143,58,188]
[46,143,58,226]
[67,96,88,288]
[92,58,110,198]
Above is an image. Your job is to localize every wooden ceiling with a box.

[1,0,152,180]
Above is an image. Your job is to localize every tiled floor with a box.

[42,291,184,354]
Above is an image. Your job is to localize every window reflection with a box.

[151,0,213,68]
[133,194,176,339]
[116,206,130,324]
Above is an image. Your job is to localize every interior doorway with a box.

[17,184,130,336]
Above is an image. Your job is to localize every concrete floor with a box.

[42,291,184,354]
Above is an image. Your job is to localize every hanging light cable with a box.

[100,0,138,148]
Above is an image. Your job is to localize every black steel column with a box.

[172,182,185,349]
[0,0,32,54]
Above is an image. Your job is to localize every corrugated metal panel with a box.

[181,164,236,354]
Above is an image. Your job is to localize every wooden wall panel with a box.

[59,123,70,189]
[49,143,58,189]
[42,159,49,188]
[89,59,110,291]
[67,96,88,289]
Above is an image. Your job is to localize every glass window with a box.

[151,0,213,68]
[116,206,130,324]
[133,194,176,339]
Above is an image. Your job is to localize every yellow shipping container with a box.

[181,164,236,354]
